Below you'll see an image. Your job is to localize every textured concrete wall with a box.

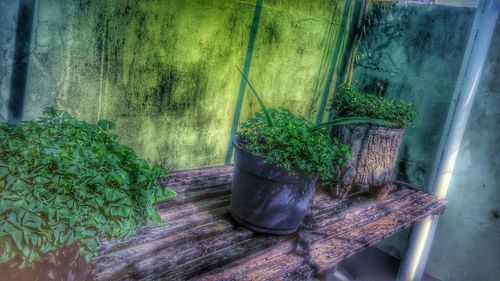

[425,17,500,281]
[351,2,499,280]
[0,0,353,169]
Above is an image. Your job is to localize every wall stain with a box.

[264,21,280,45]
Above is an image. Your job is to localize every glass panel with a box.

[351,1,474,259]
[351,2,474,189]
[426,16,500,281]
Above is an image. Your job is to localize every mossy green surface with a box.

[332,84,417,127]
[22,0,354,169]
[241,0,352,123]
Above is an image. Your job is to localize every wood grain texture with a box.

[89,165,446,281]
[332,125,404,200]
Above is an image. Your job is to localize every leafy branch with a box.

[310,117,397,131]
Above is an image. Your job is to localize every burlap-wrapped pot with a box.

[332,124,404,200]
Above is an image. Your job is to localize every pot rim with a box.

[232,136,319,183]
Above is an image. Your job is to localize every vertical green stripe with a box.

[306,1,341,123]
[328,0,365,122]
[225,0,264,164]
[315,0,353,124]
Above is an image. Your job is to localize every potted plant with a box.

[230,69,392,234]
[0,108,175,280]
[330,84,417,200]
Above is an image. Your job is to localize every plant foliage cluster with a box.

[235,67,396,180]
[0,108,173,267]
[238,108,351,180]
[332,85,417,127]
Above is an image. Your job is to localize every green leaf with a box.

[309,117,398,131]
[0,244,16,264]
[235,66,273,127]
[154,188,177,204]
[96,120,116,131]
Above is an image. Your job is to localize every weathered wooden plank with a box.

[161,235,292,281]
[193,188,419,281]
[97,206,230,254]
[90,219,236,279]
[190,238,296,281]
[275,195,446,280]
[312,187,411,223]
[312,199,446,272]
[315,188,425,232]
[159,184,230,209]
[309,187,366,218]
[164,165,233,188]
[95,227,254,281]
[160,195,230,221]
[90,165,446,281]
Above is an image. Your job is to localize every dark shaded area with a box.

[143,63,209,115]
[8,0,35,124]
[361,78,390,97]
[492,209,499,219]
[263,21,280,45]
[328,246,441,281]
[396,144,410,183]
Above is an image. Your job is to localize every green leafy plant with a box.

[0,108,175,267]
[238,108,351,180]
[236,68,394,180]
[332,84,417,127]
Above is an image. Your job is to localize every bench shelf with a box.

[89,165,446,281]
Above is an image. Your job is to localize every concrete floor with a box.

[317,247,441,281]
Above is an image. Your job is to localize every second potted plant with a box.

[330,85,417,200]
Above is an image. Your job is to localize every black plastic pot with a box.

[230,138,318,235]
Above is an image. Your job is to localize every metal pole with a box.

[397,0,499,280]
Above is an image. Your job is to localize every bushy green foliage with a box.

[237,108,351,180]
[0,108,174,267]
[332,84,417,127]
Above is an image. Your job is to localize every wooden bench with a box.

[89,165,446,281]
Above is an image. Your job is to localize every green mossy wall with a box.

[20,0,355,169]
